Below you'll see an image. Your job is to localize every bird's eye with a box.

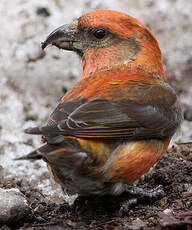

[93,29,106,39]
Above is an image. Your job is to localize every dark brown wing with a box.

[26,83,182,140]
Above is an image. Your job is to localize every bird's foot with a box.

[125,184,165,199]
[117,185,165,217]
[117,198,138,217]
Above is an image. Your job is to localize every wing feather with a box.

[26,82,181,140]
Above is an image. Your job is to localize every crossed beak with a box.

[41,20,82,52]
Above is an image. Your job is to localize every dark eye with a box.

[93,29,106,39]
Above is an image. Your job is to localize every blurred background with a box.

[0,0,192,202]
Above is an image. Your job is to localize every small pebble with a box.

[163,208,172,215]
[0,188,31,224]
[128,218,146,230]
[184,108,192,121]
[36,7,50,17]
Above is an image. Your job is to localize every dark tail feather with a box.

[25,125,70,136]
[14,149,42,160]
[25,127,42,135]
[14,144,59,161]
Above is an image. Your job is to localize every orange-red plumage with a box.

[62,67,168,103]
[18,10,182,196]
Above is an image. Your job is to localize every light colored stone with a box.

[128,218,146,230]
[0,188,30,224]
[163,208,172,215]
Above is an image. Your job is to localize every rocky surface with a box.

[0,0,192,229]
[0,188,30,224]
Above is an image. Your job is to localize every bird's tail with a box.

[14,144,58,161]
[24,124,71,136]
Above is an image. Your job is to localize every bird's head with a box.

[42,10,164,78]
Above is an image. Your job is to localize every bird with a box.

[16,10,182,197]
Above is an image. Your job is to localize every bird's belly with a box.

[47,163,126,195]
[46,138,170,196]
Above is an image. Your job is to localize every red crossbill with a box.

[17,10,182,196]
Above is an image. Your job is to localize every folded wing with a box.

[26,80,181,141]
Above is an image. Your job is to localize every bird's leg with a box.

[117,198,138,217]
[118,185,165,217]
[125,184,165,199]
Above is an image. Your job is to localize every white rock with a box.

[0,188,30,224]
